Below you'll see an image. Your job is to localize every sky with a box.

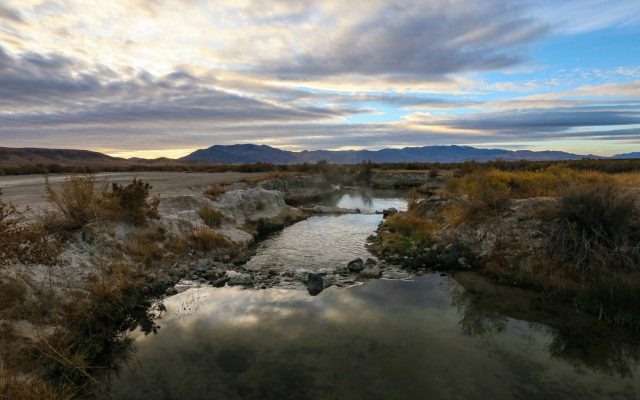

[0,0,639,158]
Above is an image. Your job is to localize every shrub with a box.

[204,183,226,199]
[445,170,511,218]
[405,188,422,211]
[198,204,225,228]
[45,176,159,228]
[355,161,374,185]
[0,191,61,267]
[110,179,160,225]
[45,175,101,228]
[548,182,640,272]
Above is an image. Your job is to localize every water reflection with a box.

[101,275,640,399]
[452,272,640,378]
[317,188,408,213]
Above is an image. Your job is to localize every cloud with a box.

[444,106,640,133]
[1,0,548,82]
[0,45,350,129]
[251,0,547,80]
[534,0,640,34]
[0,3,23,22]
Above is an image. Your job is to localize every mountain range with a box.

[180,144,602,164]
[2,144,640,168]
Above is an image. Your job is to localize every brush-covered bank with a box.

[368,166,640,330]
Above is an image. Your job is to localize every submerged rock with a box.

[364,258,377,267]
[347,258,365,272]
[306,272,325,296]
[359,266,382,280]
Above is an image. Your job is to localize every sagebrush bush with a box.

[45,176,159,228]
[110,178,160,225]
[0,191,61,266]
[45,175,101,228]
[198,204,225,228]
[548,182,640,272]
[204,183,226,199]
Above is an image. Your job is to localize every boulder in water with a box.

[307,272,325,296]
[348,258,365,272]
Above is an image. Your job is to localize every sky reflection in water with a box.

[103,275,640,400]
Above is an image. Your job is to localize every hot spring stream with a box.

[99,191,640,399]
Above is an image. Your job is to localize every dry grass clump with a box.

[0,373,76,400]
[188,226,235,252]
[385,212,439,241]
[45,176,100,228]
[198,204,225,228]
[204,183,226,199]
[45,176,159,229]
[126,227,167,268]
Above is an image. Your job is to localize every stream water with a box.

[99,191,640,399]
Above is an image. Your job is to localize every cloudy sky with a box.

[1,0,639,158]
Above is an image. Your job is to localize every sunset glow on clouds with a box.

[1,0,639,157]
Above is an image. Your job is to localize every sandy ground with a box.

[0,171,268,212]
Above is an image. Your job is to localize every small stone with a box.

[195,263,209,273]
[364,258,377,267]
[165,287,178,296]
[348,258,365,272]
[211,277,230,287]
[228,273,254,286]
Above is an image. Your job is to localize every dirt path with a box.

[0,171,269,212]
